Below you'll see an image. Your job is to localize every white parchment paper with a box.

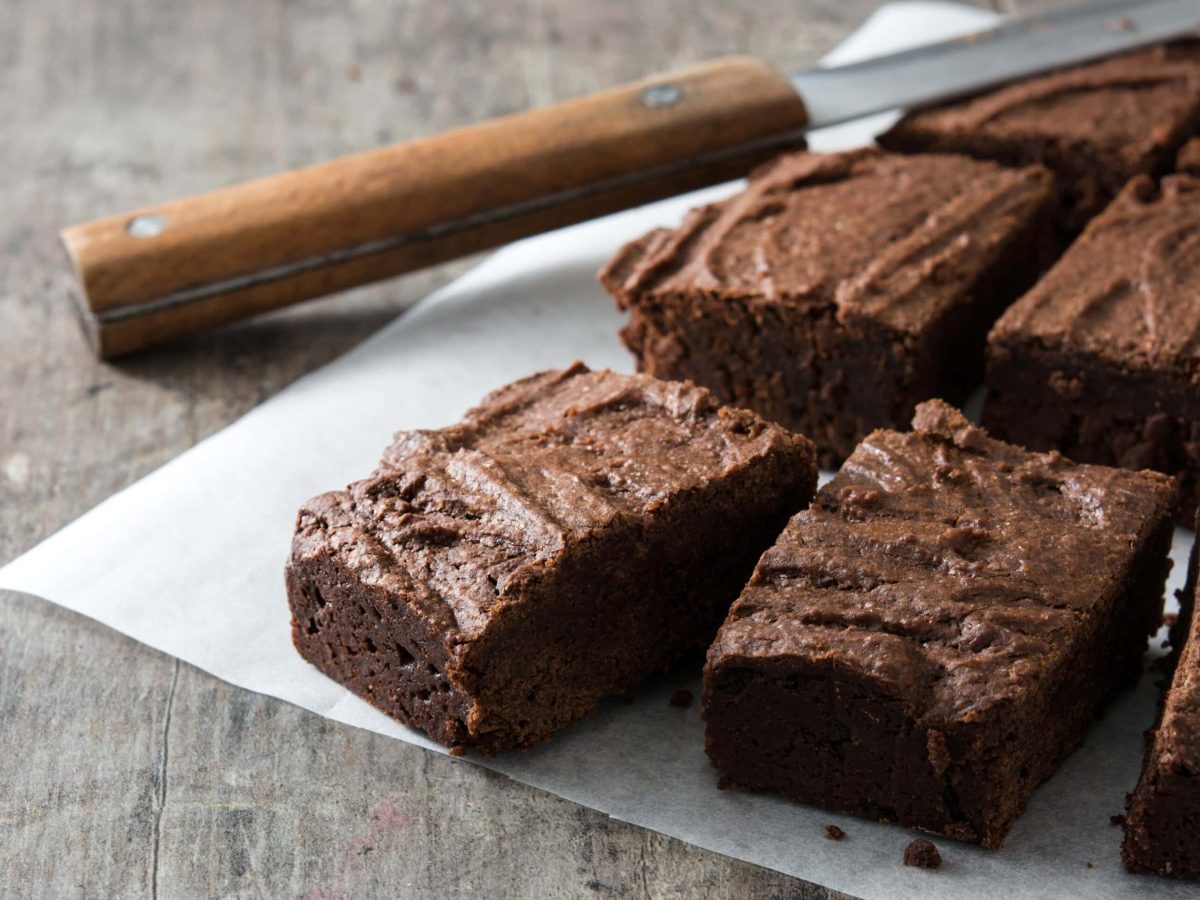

[5,4,1197,897]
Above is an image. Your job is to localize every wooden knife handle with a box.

[61,56,807,358]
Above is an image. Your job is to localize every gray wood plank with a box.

[1,592,849,899]
[2,0,1051,897]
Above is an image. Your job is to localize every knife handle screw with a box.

[641,83,683,108]
[127,215,166,238]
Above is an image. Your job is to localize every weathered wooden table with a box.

[3,1,1053,895]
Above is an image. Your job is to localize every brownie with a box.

[986,175,1200,522]
[599,148,1052,467]
[703,400,1176,848]
[880,42,1200,237]
[1179,137,1200,175]
[1123,516,1200,878]
[286,363,817,754]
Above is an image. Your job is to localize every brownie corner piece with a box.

[703,399,1176,847]
[286,363,817,753]
[599,148,1052,466]
[1122,516,1200,879]
[985,173,1200,521]
[879,41,1200,235]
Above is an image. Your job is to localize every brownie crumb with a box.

[903,839,942,870]
[1087,862,1095,868]
[286,363,818,755]
[670,689,694,709]
[1110,813,1126,826]
[449,745,466,757]
[717,775,734,791]
[1165,612,1179,628]
[824,825,846,841]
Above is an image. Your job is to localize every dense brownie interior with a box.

[1123,518,1200,879]
[287,363,817,753]
[600,148,1052,466]
[986,175,1200,522]
[880,42,1200,237]
[703,400,1176,847]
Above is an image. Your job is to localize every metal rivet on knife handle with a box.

[641,84,684,108]
[125,215,166,238]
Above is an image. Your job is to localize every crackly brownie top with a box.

[709,400,1175,727]
[882,43,1200,163]
[992,175,1200,374]
[293,363,814,642]
[599,149,1050,335]
[1179,137,1200,175]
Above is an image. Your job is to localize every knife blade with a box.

[62,0,1200,358]
[792,0,1200,128]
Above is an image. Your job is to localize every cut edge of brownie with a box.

[703,400,1178,848]
[1122,512,1200,879]
[287,364,818,754]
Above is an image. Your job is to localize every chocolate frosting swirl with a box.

[292,364,813,640]
[711,400,1176,727]
[601,149,1051,335]
[992,175,1200,373]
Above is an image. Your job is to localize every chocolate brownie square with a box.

[286,363,817,753]
[880,42,1200,237]
[985,175,1200,522]
[703,400,1176,848]
[599,148,1052,466]
[1123,516,1200,879]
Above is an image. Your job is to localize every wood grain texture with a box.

[0,0,1032,897]
[65,56,808,357]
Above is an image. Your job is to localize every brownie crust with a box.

[703,400,1177,847]
[880,42,1200,237]
[600,148,1052,466]
[1123,515,1200,879]
[287,363,817,753]
[985,175,1200,522]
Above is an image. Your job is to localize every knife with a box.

[62,0,1200,358]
